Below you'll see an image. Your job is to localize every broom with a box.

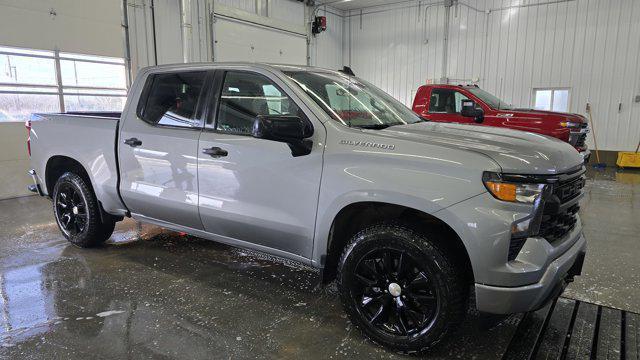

[586,103,606,168]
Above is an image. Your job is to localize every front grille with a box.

[555,176,586,203]
[574,133,587,148]
[539,203,580,242]
[539,170,586,243]
[569,131,588,147]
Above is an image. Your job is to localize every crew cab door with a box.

[197,69,324,258]
[118,70,210,229]
[422,87,474,124]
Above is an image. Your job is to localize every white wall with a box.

[347,1,448,107]
[126,0,312,75]
[213,16,307,64]
[0,123,31,199]
[0,0,125,199]
[310,6,346,70]
[126,0,212,74]
[346,0,640,152]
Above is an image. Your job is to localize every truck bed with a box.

[29,112,127,216]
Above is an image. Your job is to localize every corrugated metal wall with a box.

[311,6,346,70]
[347,2,448,108]
[347,0,640,151]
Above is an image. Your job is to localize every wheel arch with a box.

[45,155,122,224]
[45,155,94,196]
[321,201,474,286]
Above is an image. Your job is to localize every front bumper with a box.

[475,232,586,314]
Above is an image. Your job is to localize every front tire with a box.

[337,223,467,354]
[52,172,115,247]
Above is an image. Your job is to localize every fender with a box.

[311,189,482,267]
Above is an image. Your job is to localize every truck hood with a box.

[508,108,588,124]
[379,122,583,174]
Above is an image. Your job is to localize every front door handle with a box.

[202,147,228,157]
[124,137,142,147]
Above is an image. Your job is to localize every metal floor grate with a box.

[503,297,639,360]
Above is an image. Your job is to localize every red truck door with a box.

[418,87,476,124]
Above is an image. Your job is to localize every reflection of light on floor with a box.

[107,230,142,244]
[0,264,50,338]
[615,171,640,185]
[106,220,172,245]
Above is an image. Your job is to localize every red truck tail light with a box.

[25,119,31,157]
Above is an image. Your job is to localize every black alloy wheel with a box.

[55,182,88,236]
[52,172,116,247]
[338,223,467,354]
[351,248,440,338]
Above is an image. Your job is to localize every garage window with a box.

[533,88,570,112]
[0,45,127,121]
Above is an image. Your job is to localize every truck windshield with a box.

[284,71,423,129]
[466,87,512,110]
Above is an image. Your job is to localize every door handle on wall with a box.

[202,147,228,157]
[124,137,142,147]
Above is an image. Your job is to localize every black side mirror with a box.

[252,115,314,156]
[461,100,484,123]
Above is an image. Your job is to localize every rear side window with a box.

[215,71,302,135]
[428,88,469,114]
[138,71,206,127]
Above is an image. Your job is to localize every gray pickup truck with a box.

[28,63,587,353]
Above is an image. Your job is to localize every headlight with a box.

[482,172,548,204]
[560,121,581,129]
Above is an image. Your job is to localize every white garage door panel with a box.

[214,18,306,65]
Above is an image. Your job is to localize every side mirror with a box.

[252,115,314,156]
[461,100,484,123]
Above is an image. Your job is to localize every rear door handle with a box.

[202,147,228,157]
[124,137,142,147]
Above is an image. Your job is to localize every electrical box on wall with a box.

[312,16,326,35]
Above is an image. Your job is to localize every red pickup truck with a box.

[412,84,590,161]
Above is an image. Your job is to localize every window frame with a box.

[532,87,571,112]
[206,69,311,137]
[0,45,128,120]
[135,70,212,130]
[427,88,469,114]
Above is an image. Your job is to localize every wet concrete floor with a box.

[0,167,638,359]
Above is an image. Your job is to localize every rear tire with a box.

[52,172,115,247]
[337,222,467,354]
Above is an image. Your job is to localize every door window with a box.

[428,88,469,114]
[216,71,302,135]
[138,71,206,128]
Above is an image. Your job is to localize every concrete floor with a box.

[0,167,638,359]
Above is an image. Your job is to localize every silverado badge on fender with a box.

[339,139,396,150]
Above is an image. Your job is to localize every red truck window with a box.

[428,89,469,114]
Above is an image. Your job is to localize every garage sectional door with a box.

[213,18,307,65]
